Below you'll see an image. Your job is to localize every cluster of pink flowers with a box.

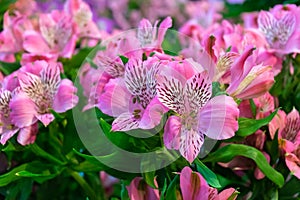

[0,0,300,198]
[0,0,104,145]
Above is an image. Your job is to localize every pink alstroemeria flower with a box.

[180,166,238,200]
[269,108,300,178]
[157,61,239,163]
[137,16,172,52]
[226,46,274,100]
[10,61,78,127]
[23,10,77,58]
[269,108,300,142]
[99,58,168,131]
[0,89,38,145]
[64,0,101,39]
[257,4,300,54]
[285,143,300,179]
[127,177,159,200]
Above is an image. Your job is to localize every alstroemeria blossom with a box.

[137,16,172,51]
[226,46,274,99]
[98,58,168,131]
[257,5,300,54]
[157,61,239,162]
[127,177,159,200]
[23,10,76,58]
[0,89,38,145]
[10,61,78,127]
[180,167,238,200]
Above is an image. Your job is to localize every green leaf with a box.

[72,149,138,180]
[142,171,157,189]
[236,109,278,137]
[121,180,130,200]
[160,179,168,200]
[212,82,226,97]
[0,161,63,187]
[165,175,180,200]
[85,57,98,69]
[203,144,284,187]
[119,55,129,65]
[194,159,221,188]
[0,61,21,75]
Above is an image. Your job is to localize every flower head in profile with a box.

[157,60,239,162]
[10,61,78,127]
[180,166,238,200]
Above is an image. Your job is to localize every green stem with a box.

[29,143,66,166]
[69,170,102,200]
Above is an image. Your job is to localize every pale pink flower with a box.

[157,60,239,162]
[180,166,238,200]
[23,10,77,58]
[10,61,78,127]
[257,4,300,54]
[126,177,159,200]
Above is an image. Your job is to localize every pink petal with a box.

[127,177,159,200]
[285,152,300,179]
[17,123,38,145]
[53,79,78,113]
[199,95,239,140]
[60,34,77,58]
[180,166,209,200]
[10,92,37,128]
[163,115,181,150]
[234,68,274,99]
[184,71,212,111]
[139,97,168,129]
[269,110,286,139]
[156,16,172,47]
[98,78,131,117]
[36,113,55,127]
[218,188,238,200]
[179,128,204,163]
[227,46,255,94]
[111,112,139,132]
[0,129,19,145]
[156,74,185,114]
[23,30,50,54]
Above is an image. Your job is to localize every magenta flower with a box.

[257,4,300,54]
[285,143,300,179]
[157,61,239,162]
[180,166,238,200]
[10,61,78,127]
